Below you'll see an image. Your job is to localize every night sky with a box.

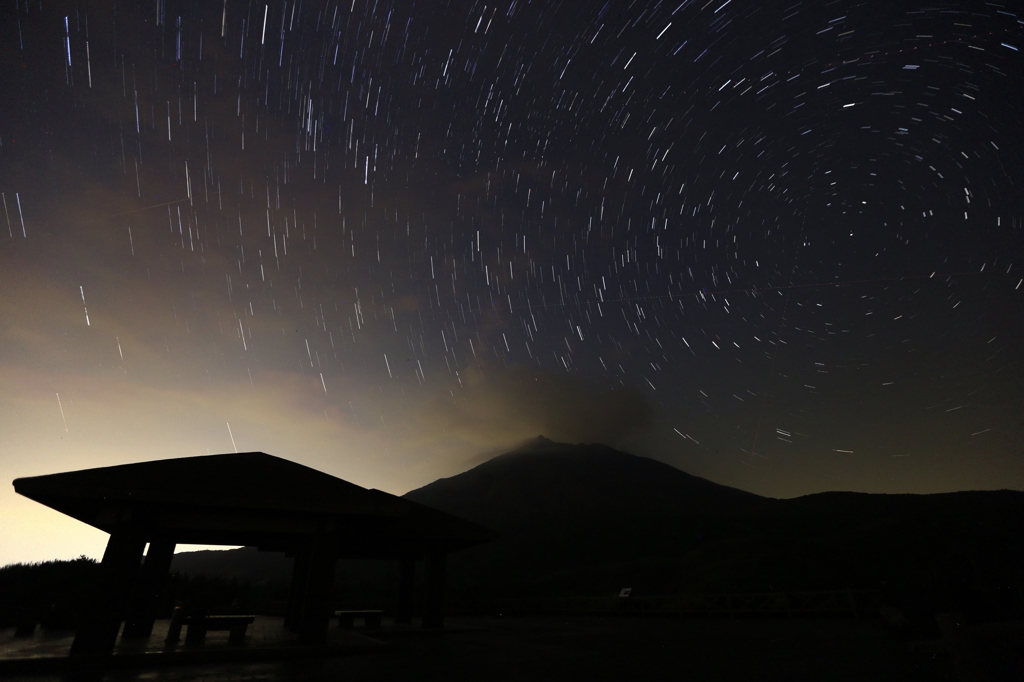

[1,0,1022,564]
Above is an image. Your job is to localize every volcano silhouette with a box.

[403,436,765,531]
[401,439,1024,610]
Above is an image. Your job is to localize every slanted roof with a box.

[13,452,494,558]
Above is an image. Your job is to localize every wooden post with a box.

[298,528,337,644]
[69,529,146,660]
[284,548,311,632]
[423,550,446,630]
[165,605,186,642]
[122,540,176,638]
[846,588,860,619]
[396,558,415,624]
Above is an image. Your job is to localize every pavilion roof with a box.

[14,452,494,557]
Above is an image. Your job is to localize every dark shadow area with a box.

[0,615,999,682]
[8,452,494,663]
[0,558,101,632]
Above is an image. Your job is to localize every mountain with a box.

[401,439,770,595]
[402,439,1024,620]
[403,436,766,531]
[169,546,292,584]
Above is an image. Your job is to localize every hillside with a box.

[169,546,292,585]
[403,436,766,530]
[401,439,1024,620]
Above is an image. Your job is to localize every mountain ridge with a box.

[403,437,766,532]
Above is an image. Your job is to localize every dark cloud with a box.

[407,367,655,470]
[487,369,655,446]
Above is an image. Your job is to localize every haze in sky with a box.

[1,0,1022,564]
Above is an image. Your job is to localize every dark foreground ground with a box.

[3,614,1021,681]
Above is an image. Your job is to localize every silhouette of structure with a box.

[13,452,494,661]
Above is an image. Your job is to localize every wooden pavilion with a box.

[12,452,494,661]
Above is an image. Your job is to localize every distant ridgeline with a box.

[4,439,1023,630]
[402,439,1024,624]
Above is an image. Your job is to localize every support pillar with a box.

[284,548,311,632]
[69,530,146,660]
[298,529,337,644]
[423,551,446,630]
[396,558,415,624]
[122,540,176,638]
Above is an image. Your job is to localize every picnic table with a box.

[165,608,255,644]
[335,609,383,629]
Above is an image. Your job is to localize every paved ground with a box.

[1,614,1013,681]
[0,616,379,660]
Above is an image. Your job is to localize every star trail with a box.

[1,0,1022,562]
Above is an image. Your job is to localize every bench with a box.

[335,610,383,629]
[182,615,256,644]
[14,621,36,638]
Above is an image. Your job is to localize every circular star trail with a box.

[0,0,1022,560]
